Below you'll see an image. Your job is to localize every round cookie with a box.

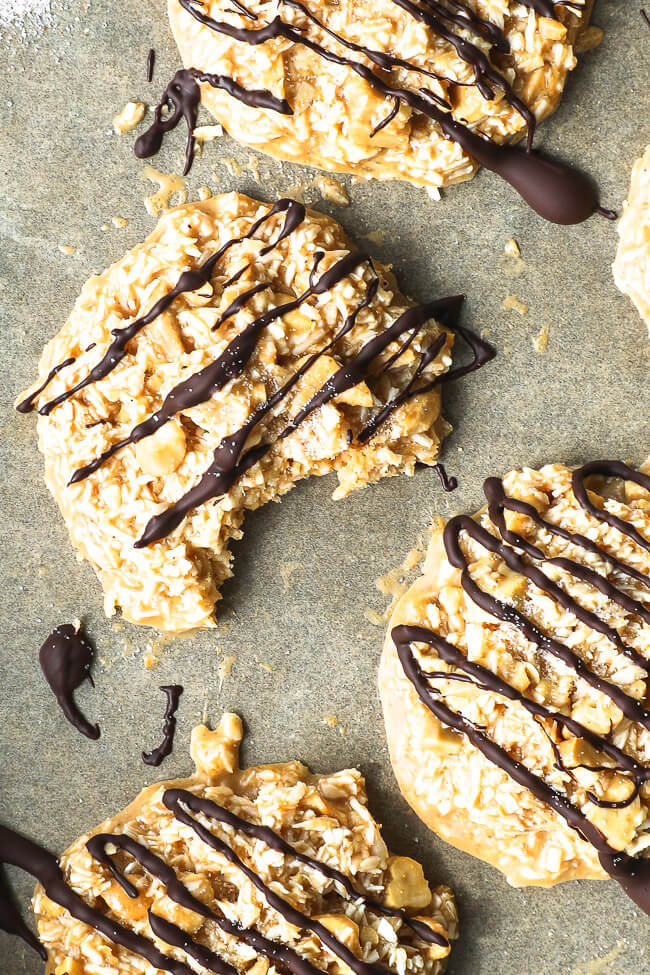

[1,714,457,973]
[166,0,600,220]
[613,146,650,336]
[17,193,490,631]
[379,460,650,908]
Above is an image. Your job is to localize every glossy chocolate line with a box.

[142,685,183,766]
[483,475,650,592]
[163,788,448,946]
[392,634,650,916]
[0,826,197,973]
[643,9,650,29]
[434,463,458,492]
[136,293,492,548]
[135,67,292,175]
[23,199,305,417]
[358,318,495,443]
[177,0,604,223]
[162,790,430,973]
[572,461,650,555]
[38,624,100,740]
[398,624,650,783]
[484,476,650,623]
[16,357,75,414]
[87,831,327,975]
[444,515,650,725]
[147,47,155,82]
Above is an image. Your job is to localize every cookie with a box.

[613,146,650,335]
[17,193,492,631]
[379,460,650,913]
[0,713,457,973]
[160,0,605,223]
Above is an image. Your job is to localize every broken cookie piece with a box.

[0,713,458,973]
[17,193,492,630]
[380,460,650,912]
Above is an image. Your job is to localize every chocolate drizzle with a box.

[147,47,155,83]
[38,624,100,740]
[162,0,607,224]
[392,459,650,914]
[142,685,183,766]
[19,199,305,417]
[0,783,448,967]
[135,67,292,175]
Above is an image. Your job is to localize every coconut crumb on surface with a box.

[196,185,212,200]
[533,321,551,353]
[57,244,76,256]
[111,216,128,228]
[113,101,146,135]
[194,124,223,143]
[501,294,528,315]
[312,174,351,206]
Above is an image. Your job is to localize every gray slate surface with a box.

[0,1,649,972]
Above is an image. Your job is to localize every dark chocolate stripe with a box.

[87,832,327,975]
[0,827,196,973]
[161,789,433,972]
[135,67,292,175]
[163,788,448,946]
[444,515,650,724]
[25,199,305,417]
[175,0,604,223]
[392,634,650,916]
[135,293,492,548]
[572,461,650,554]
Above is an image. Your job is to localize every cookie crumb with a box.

[220,655,236,679]
[259,662,273,673]
[504,238,520,258]
[194,124,223,143]
[111,216,129,228]
[533,321,551,353]
[312,175,350,206]
[364,608,386,627]
[57,244,76,256]
[502,294,528,316]
[113,101,146,135]
[196,186,212,201]
[323,714,338,728]
[279,561,303,590]
[574,25,604,54]
[221,157,243,178]
[142,165,187,215]
[247,155,261,184]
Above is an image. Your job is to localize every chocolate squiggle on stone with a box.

[392,460,650,915]
[142,685,183,766]
[148,0,607,224]
[0,786,448,967]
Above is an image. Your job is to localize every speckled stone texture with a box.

[0,2,648,973]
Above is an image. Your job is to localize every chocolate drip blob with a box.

[142,685,183,766]
[38,624,99,740]
[392,459,650,915]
